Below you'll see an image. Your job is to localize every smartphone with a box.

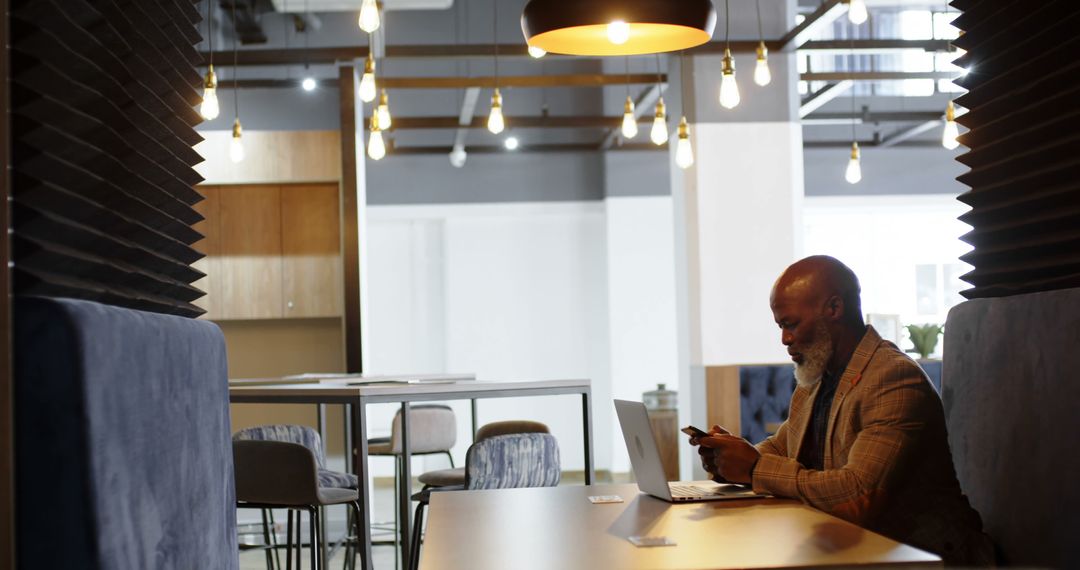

[680,425,710,439]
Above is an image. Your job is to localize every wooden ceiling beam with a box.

[230,74,665,90]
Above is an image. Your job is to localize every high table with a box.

[229,378,594,570]
[418,483,942,570]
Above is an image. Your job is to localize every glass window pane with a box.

[943,264,967,309]
[916,264,939,315]
[900,10,934,40]
[933,12,960,40]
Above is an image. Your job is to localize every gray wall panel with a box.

[367,152,604,205]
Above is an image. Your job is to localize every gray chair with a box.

[233,425,359,569]
[234,440,364,570]
[367,405,458,556]
[408,421,561,570]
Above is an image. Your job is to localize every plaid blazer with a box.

[752,326,994,566]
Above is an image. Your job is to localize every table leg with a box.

[352,402,373,570]
[399,402,412,570]
[470,398,478,439]
[582,391,594,485]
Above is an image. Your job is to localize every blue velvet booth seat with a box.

[736,360,944,444]
[14,297,239,570]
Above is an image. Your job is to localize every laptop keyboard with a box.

[669,484,720,497]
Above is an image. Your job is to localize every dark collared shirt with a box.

[798,352,853,471]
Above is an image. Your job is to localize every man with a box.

[691,256,994,566]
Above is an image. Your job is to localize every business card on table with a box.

[587,495,624,504]
[628,536,677,547]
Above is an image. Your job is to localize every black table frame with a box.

[230,380,594,570]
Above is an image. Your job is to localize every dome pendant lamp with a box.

[521,0,717,56]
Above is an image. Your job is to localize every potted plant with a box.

[905,323,943,360]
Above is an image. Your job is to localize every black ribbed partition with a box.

[952,0,1080,299]
[9,0,206,317]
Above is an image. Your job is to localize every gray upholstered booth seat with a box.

[14,297,238,570]
[945,288,1080,568]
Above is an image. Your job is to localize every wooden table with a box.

[229,378,594,570]
[418,484,941,570]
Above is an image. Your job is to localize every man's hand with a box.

[695,425,761,485]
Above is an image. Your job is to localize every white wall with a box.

[603,196,680,473]
[364,197,683,478]
[364,201,611,476]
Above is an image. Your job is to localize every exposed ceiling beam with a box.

[802,111,944,125]
[799,39,953,54]
[780,0,848,50]
[368,115,621,130]
[879,120,943,147]
[803,139,942,148]
[802,71,959,81]
[599,83,665,150]
[198,39,952,67]
[386,143,666,156]
[360,112,945,131]
[231,74,664,90]
[799,81,853,118]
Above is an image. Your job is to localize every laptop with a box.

[614,399,765,502]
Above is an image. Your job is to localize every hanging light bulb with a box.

[200,66,220,120]
[367,113,386,160]
[847,0,868,25]
[942,100,960,150]
[676,116,694,169]
[504,136,520,150]
[359,54,377,103]
[607,20,631,45]
[229,118,245,163]
[650,97,668,145]
[753,41,771,86]
[487,88,505,134]
[719,48,740,109]
[845,142,862,184]
[621,96,638,139]
[358,0,380,33]
[302,77,317,92]
[377,89,392,130]
[528,45,547,58]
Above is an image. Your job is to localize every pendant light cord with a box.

[303,0,310,70]
[755,0,764,43]
[207,0,213,66]
[232,0,239,117]
[679,51,687,114]
[725,0,731,49]
[849,24,856,142]
[655,53,662,91]
[492,0,499,86]
[625,56,631,98]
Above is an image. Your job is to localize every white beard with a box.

[793,321,833,389]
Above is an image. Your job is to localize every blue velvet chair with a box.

[14,296,237,570]
[407,424,561,570]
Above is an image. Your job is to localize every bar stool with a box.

[234,440,364,570]
[233,425,359,569]
[367,405,457,562]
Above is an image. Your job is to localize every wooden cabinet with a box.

[193,183,342,320]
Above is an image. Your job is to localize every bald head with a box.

[771,256,864,328]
